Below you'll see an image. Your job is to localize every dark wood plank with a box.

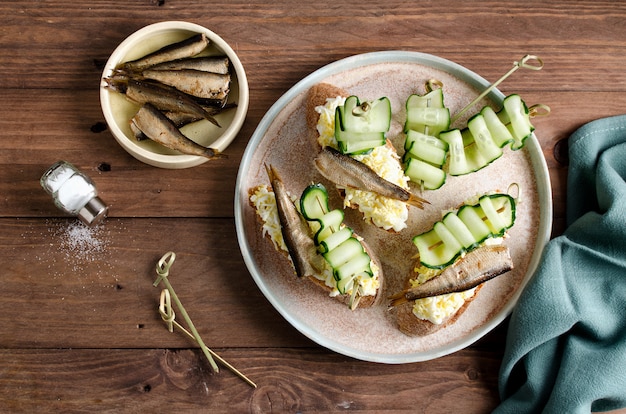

[0,347,502,413]
[0,218,310,349]
[0,1,624,93]
[0,216,512,350]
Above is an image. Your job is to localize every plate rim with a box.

[235,50,552,363]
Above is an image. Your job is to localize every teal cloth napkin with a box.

[494,115,626,414]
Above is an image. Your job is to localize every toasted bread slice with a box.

[248,185,383,309]
[392,243,513,336]
[393,243,513,336]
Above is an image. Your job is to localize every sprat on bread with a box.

[249,165,383,310]
[390,190,517,336]
[307,83,427,232]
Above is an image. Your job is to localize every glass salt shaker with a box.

[40,161,108,226]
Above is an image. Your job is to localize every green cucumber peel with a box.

[299,183,374,291]
[412,193,516,269]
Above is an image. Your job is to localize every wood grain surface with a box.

[1,1,625,412]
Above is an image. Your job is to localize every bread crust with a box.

[248,186,383,309]
[306,82,349,131]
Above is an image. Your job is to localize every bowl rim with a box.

[100,21,249,169]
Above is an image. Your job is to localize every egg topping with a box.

[409,262,477,325]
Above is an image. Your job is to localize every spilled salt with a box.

[38,219,117,283]
[20,219,121,298]
[56,221,109,261]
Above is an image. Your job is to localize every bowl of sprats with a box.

[100,21,249,169]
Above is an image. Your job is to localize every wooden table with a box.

[2,1,625,412]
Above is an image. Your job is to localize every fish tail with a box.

[102,77,128,94]
[406,193,430,209]
[202,110,221,127]
[265,164,281,183]
[388,292,409,308]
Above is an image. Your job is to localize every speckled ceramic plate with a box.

[235,51,552,363]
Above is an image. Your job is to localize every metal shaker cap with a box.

[77,196,108,226]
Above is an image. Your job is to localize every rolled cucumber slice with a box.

[440,129,469,176]
[404,129,448,166]
[335,252,372,283]
[323,237,364,269]
[500,94,534,150]
[412,225,462,270]
[406,88,445,109]
[479,196,506,234]
[481,106,514,148]
[299,183,329,220]
[405,107,450,136]
[319,226,352,254]
[441,126,499,177]
[338,140,385,155]
[457,205,491,242]
[412,193,516,268]
[404,89,450,135]
[404,157,446,190]
[341,96,391,133]
[314,209,344,244]
[442,212,477,249]
[467,114,503,163]
[336,274,355,294]
[484,193,516,233]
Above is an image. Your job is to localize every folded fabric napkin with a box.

[494,115,626,414]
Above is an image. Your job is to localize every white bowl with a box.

[100,21,249,169]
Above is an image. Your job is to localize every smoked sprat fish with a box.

[265,164,326,278]
[141,69,230,102]
[122,33,210,72]
[163,102,237,128]
[131,103,225,160]
[105,78,221,127]
[130,103,237,141]
[389,244,513,306]
[314,146,429,209]
[146,56,230,74]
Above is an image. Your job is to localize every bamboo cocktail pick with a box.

[153,251,257,388]
[451,54,544,124]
